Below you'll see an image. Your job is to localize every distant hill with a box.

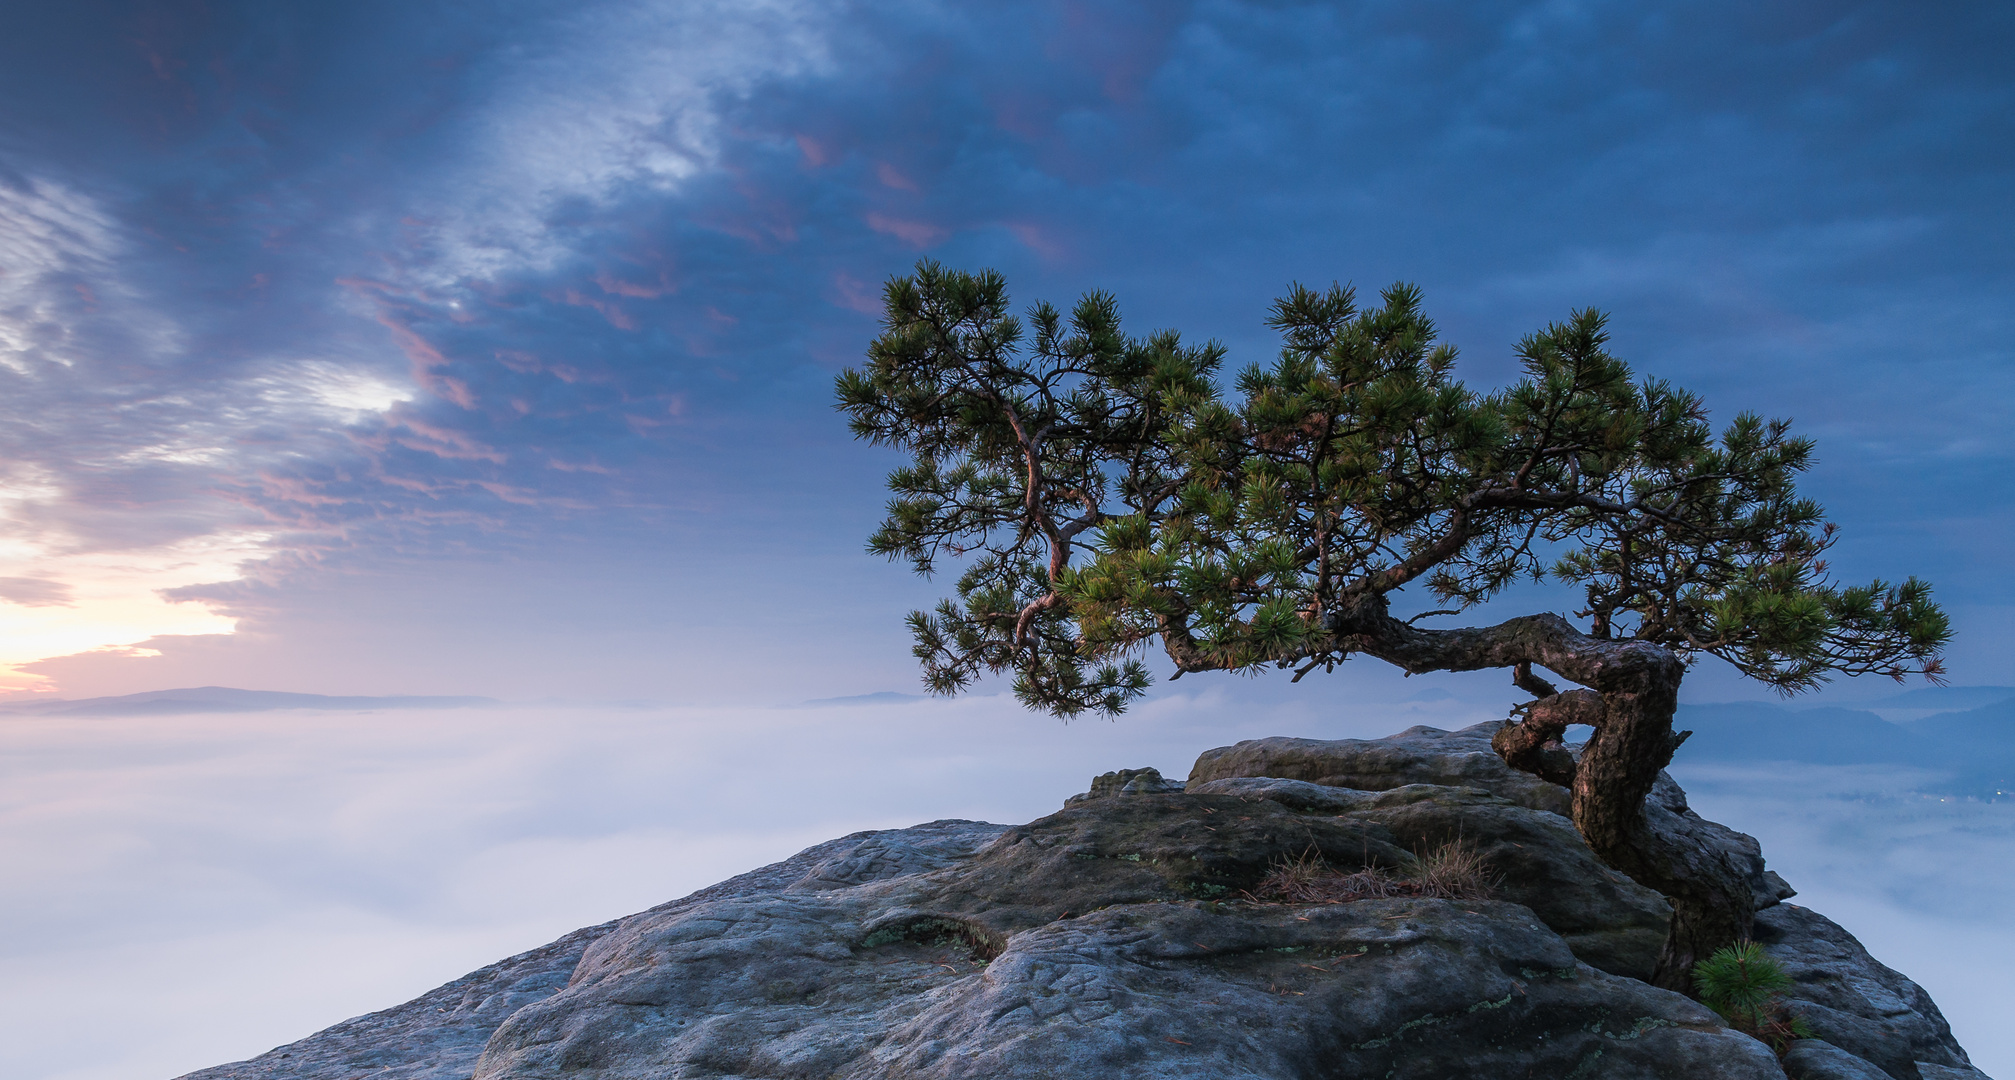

[0,686,498,717]
[798,691,926,707]
[1671,703,1940,767]
[1867,685,2015,711]
[1674,690,2015,798]
[1905,697,2015,750]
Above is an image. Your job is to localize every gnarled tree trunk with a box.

[1329,597,1753,991]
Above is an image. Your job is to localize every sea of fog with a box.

[2,695,2009,1080]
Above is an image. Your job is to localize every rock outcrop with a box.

[179,721,1993,1080]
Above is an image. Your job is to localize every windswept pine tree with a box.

[834,261,1949,989]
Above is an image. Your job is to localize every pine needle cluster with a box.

[1693,941,1813,1052]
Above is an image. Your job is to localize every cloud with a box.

[0,177,140,373]
[0,577,72,608]
[402,0,838,286]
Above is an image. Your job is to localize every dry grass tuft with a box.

[1410,835,1496,900]
[1246,837,1495,905]
[1249,850,1410,903]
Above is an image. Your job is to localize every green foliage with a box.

[1693,941,1791,1029]
[1693,942,1813,1051]
[835,261,1950,716]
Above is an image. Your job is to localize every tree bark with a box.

[1327,597,1752,991]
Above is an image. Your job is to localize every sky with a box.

[0,0,2009,704]
[0,1,2012,1077]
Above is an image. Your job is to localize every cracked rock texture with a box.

[178,721,1993,1080]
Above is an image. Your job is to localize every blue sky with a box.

[0,0,2010,704]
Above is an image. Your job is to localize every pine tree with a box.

[834,261,1948,989]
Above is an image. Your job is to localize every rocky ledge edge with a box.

[178,721,1993,1080]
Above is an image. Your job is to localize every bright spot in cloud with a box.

[259,361,414,423]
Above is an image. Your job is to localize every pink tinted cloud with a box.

[0,577,75,608]
[1048,1,1182,105]
[1007,221,1071,262]
[559,288,637,330]
[256,473,355,508]
[546,459,613,474]
[875,163,919,192]
[383,418,507,464]
[795,133,832,167]
[382,321,476,409]
[866,212,948,249]
[831,272,882,316]
[494,350,602,386]
[372,471,452,495]
[342,278,478,409]
[594,270,675,299]
[473,480,543,506]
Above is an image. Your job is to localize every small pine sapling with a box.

[1693,941,1812,1052]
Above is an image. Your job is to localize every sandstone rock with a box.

[176,724,1994,1080]
[1192,722,1799,913]
[173,920,613,1080]
[469,837,1777,1079]
[1194,775,1672,980]
[1188,722,1576,815]
[1758,903,1987,1080]
[175,821,1006,1080]
[1065,766,1186,805]
[1786,1039,1904,1080]
[1920,1067,1998,1080]
[1649,771,1799,912]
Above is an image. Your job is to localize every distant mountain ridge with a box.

[1868,685,2015,712]
[1675,686,2015,798]
[0,686,497,717]
[798,690,926,707]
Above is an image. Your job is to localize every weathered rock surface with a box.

[178,722,1993,1080]
[1190,722,1579,816]
[1191,774,1673,981]
[175,823,1008,1080]
[1192,722,1798,911]
[1758,905,1993,1080]
[1786,1039,1907,1080]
